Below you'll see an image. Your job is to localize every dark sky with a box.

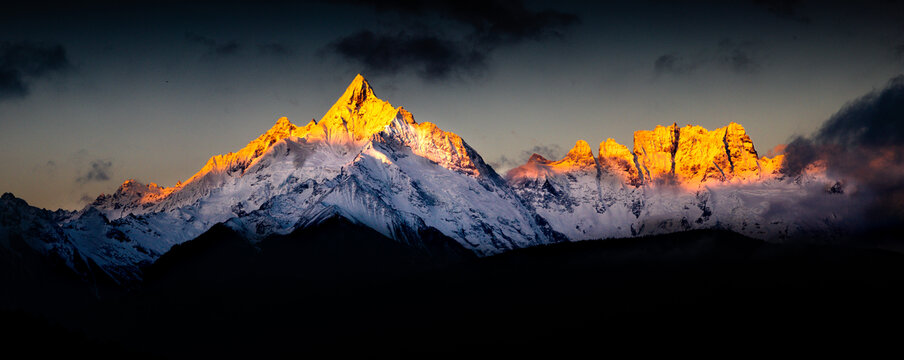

[1,0,902,210]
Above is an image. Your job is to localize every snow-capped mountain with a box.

[0,75,852,284]
[506,140,641,240]
[4,75,562,283]
[506,122,839,242]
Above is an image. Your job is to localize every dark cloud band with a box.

[781,75,904,231]
[76,160,113,184]
[0,41,71,100]
[325,0,579,80]
[185,32,241,57]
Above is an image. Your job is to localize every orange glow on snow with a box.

[109,75,801,209]
[509,121,787,188]
[122,74,483,207]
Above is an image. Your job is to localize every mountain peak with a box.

[633,123,681,180]
[599,138,642,184]
[265,116,297,136]
[629,122,772,184]
[528,153,550,164]
[341,74,375,107]
[567,140,594,159]
[275,116,292,126]
[319,74,399,142]
[552,140,597,169]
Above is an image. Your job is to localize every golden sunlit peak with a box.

[725,121,745,131]
[261,116,299,138]
[567,140,594,159]
[317,74,399,142]
[508,121,787,186]
[550,140,597,169]
[341,74,375,107]
[275,116,292,126]
[119,179,164,190]
[396,107,417,125]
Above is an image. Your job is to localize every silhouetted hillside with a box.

[3,224,904,357]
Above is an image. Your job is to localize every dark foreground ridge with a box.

[3,221,904,357]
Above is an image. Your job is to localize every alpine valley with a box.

[0,75,855,285]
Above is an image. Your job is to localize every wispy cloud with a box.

[185,32,241,57]
[79,193,95,204]
[0,41,71,101]
[489,143,564,173]
[752,0,811,24]
[654,38,763,76]
[781,75,904,230]
[653,54,698,76]
[258,42,294,57]
[327,31,486,80]
[522,144,563,161]
[325,0,579,80]
[75,160,113,184]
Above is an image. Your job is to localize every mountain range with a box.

[0,75,849,284]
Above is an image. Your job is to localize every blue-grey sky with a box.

[1,0,902,210]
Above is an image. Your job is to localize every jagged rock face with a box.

[381,111,483,177]
[507,140,598,182]
[759,154,784,177]
[507,141,641,241]
[0,193,87,279]
[626,122,777,184]
[674,125,735,183]
[634,123,680,182]
[599,138,641,185]
[558,140,598,169]
[91,180,171,219]
[723,122,761,179]
[673,122,766,183]
[505,122,803,243]
[316,74,401,143]
[503,123,843,246]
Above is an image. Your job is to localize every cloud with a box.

[653,54,697,76]
[489,155,517,171]
[780,75,904,231]
[79,193,95,204]
[258,42,294,56]
[764,144,786,158]
[752,0,810,24]
[0,41,71,100]
[76,160,113,184]
[327,31,486,80]
[816,75,904,148]
[325,0,579,80]
[654,38,762,76]
[522,144,563,161]
[185,32,241,57]
[489,143,564,173]
[717,39,761,74]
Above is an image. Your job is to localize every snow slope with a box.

[506,124,845,243]
[31,75,559,282]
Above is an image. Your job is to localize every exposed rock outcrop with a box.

[512,122,784,187]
